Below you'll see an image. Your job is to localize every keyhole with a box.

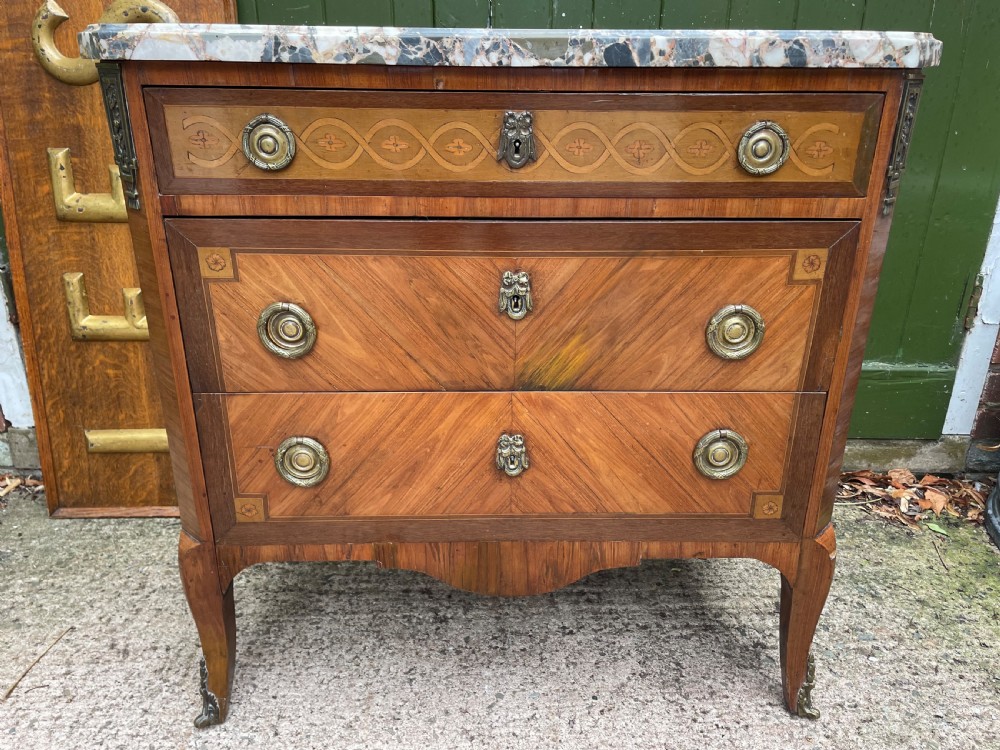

[510,295,523,314]
[513,138,522,156]
[507,456,518,470]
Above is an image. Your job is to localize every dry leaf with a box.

[924,488,948,515]
[918,474,947,485]
[888,468,917,487]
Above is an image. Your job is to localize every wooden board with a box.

[0,0,235,514]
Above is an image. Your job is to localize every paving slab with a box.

[0,490,997,750]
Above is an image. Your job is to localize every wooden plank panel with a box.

[795,0,864,27]
[434,0,491,27]
[513,392,801,515]
[729,0,799,28]
[0,0,235,513]
[551,0,592,28]
[392,0,434,26]
[494,0,551,28]
[593,0,661,28]
[660,1,730,28]
[324,0,393,24]
[253,0,324,24]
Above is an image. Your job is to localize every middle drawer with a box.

[167,219,859,393]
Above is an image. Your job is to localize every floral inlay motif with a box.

[687,139,713,157]
[566,138,593,156]
[381,135,409,153]
[205,253,227,272]
[188,129,219,149]
[761,501,779,516]
[805,141,833,159]
[625,139,654,164]
[802,254,822,273]
[317,132,347,151]
[238,502,259,519]
[444,138,473,156]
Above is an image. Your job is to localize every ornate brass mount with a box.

[796,653,820,719]
[257,302,316,359]
[499,271,533,321]
[706,304,765,360]
[194,658,221,728]
[497,111,537,169]
[98,63,140,211]
[275,436,330,487]
[32,0,178,86]
[883,73,924,216]
[738,121,790,176]
[693,429,748,479]
[85,428,168,453]
[242,114,296,171]
[47,148,127,223]
[63,272,148,341]
[496,433,529,477]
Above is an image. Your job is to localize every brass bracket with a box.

[97,63,140,211]
[31,0,178,86]
[47,148,128,222]
[194,658,222,729]
[882,73,924,216]
[63,272,148,341]
[795,653,821,720]
[85,428,169,453]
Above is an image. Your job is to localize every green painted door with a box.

[236,0,1000,439]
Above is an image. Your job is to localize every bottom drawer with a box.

[197,392,822,530]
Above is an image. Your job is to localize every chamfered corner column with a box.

[178,531,236,727]
[779,524,837,718]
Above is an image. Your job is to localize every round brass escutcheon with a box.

[706,304,765,360]
[275,436,330,487]
[738,121,790,176]
[693,429,749,480]
[257,302,317,359]
[242,114,295,171]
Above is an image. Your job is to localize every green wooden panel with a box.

[236,0,258,23]
[324,0,393,24]
[796,0,865,27]
[729,0,799,28]
[593,0,661,28]
[552,0,592,28]
[434,0,491,27]
[660,1,730,28]
[253,0,325,24]
[392,0,434,25]
[851,365,956,439]
[494,0,551,28]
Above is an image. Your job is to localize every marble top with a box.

[79,25,942,69]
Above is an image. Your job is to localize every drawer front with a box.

[200,391,819,526]
[167,220,859,394]
[149,89,881,198]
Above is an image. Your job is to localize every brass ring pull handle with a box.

[496,433,529,477]
[706,304,765,360]
[499,271,533,321]
[497,111,537,169]
[32,0,178,86]
[257,302,316,359]
[693,429,749,480]
[242,114,296,171]
[275,436,330,487]
[738,121,790,176]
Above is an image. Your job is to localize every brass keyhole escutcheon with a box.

[693,429,749,480]
[275,436,330,487]
[706,304,765,360]
[497,111,537,169]
[257,302,317,359]
[496,433,529,477]
[242,114,296,171]
[499,270,533,321]
[738,121,790,176]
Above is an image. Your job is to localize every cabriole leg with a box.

[780,524,836,719]
[178,531,236,727]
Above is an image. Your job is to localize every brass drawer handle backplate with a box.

[242,114,296,171]
[497,111,537,169]
[499,270,533,320]
[694,429,749,480]
[257,302,316,359]
[496,433,529,477]
[738,121,790,176]
[706,304,765,360]
[275,436,330,487]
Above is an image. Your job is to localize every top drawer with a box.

[146,89,882,200]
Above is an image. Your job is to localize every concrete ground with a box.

[0,490,997,750]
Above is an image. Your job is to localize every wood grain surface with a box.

[0,0,234,514]
[166,218,857,394]
[148,89,881,198]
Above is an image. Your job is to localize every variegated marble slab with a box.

[79,25,942,68]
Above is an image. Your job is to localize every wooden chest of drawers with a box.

[86,24,940,726]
